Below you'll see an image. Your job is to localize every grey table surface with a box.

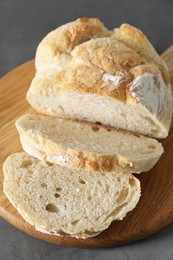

[0,0,173,259]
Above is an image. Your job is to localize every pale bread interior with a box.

[3,152,141,239]
[16,114,163,173]
[27,73,172,139]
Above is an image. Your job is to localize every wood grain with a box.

[0,46,173,248]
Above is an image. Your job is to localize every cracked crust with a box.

[34,18,170,100]
[27,18,172,138]
[29,18,170,102]
[113,23,169,85]
[35,18,111,72]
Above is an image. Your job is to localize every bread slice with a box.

[26,18,173,138]
[16,114,163,173]
[3,152,141,239]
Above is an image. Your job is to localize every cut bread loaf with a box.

[16,114,163,173]
[3,152,141,239]
[27,18,173,138]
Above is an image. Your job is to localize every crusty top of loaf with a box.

[35,18,169,103]
[35,18,111,70]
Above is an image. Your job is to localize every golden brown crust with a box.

[35,18,111,70]
[55,36,146,102]
[30,18,170,113]
[50,21,169,103]
[48,18,111,55]
[23,133,129,173]
[113,23,169,84]
[70,152,119,172]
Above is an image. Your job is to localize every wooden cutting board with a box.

[0,46,173,248]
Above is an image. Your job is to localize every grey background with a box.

[0,0,173,259]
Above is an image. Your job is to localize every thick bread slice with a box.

[16,114,163,173]
[3,152,141,239]
[27,18,173,138]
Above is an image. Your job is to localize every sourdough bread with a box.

[3,152,141,239]
[27,18,173,138]
[16,114,163,173]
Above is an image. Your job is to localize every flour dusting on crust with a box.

[130,73,166,116]
[103,73,124,90]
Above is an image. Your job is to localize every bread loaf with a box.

[27,18,173,138]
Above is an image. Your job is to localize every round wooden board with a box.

[0,46,173,248]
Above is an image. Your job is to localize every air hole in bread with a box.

[55,193,60,198]
[117,177,121,182]
[46,161,54,166]
[58,106,65,114]
[143,116,157,128]
[49,231,55,234]
[16,180,20,187]
[120,113,126,118]
[56,187,62,192]
[106,128,112,132]
[106,184,110,192]
[28,170,33,174]
[104,208,120,221]
[88,195,92,201]
[96,121,102,125]
[79,177,86,184]
[20,160,32,168]
[50,124,56,128]
[58,229,67,235]
[91,126,100,132]
[129,177,135,187]
[116,188,129,205]
[41,183,47,188]
[148,144,156,149]
[71,220,79,226]
[46,204,58,213]
[104,202,128,221]
[151,129,159,135]
[51,106,64,114]
[95,216,101,221]
[39,195,43,198]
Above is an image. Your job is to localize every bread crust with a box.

[35,18,111,72]
[16,114,163,173]
[27,18,173,138]
[113,23,170,85]
[3,152,141,239]
[35,19,170,102]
